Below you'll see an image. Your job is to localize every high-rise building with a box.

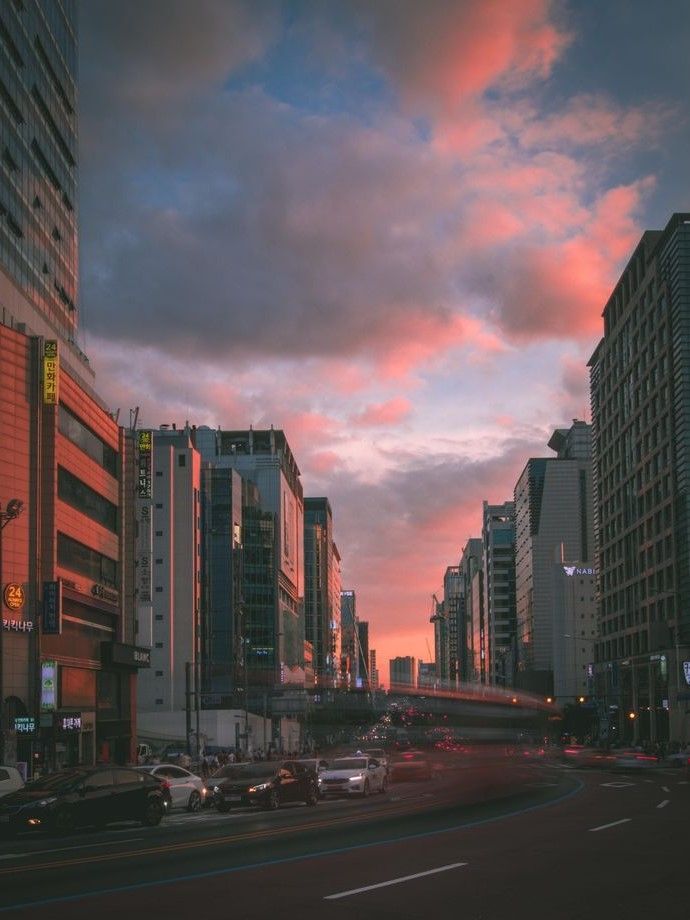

[389,656,415,690]
[482,501,516,686]
[0,5,144,771]
[340,589,357,687]
[430,593,448,684]
[0,0,90,386]
[136,428,202,714]
[369,649,379,690]
[460,538,483,682]
[356,620,369,689]
[194,427,306,689]
[444,566,462,686]
[304,498,341,688]
[513,421,595,697]
[417,661,436,689]
[589,213,690,744]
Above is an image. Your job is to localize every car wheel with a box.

[187,790,202,813]
[265,789,280,811]
[305,785,318,806]
[141,799,163,827]
[53,807,76,835]
[216,802,231,813]
[361,780,370,798]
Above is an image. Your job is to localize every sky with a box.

[77,0,690,682]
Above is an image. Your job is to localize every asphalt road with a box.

[0,762,687,919]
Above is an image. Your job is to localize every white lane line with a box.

[678,781,689,785]
[588,818,631,833]
[657,800,670,809]
[601,782,634,788]
[324,862,469,900]
[661,786,670,793]
[0,855,26,861]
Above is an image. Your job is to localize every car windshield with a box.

[22,771,85,791]
[212,764,278,781]
[332,758,367,770]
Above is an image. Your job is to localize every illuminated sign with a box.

[40,660,57,712]
[13,716,36,735]
[3,583,25,610]
[104,642,151,669]
[2,618,33,632]
[91,583,119,605]
[683,661,690,686]
[137,429,152,498]
[58,714,82,732]
[42,580,62,635]
[562,566,596,576]
[43,339,59,404]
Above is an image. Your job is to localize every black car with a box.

[0,767,166,835]
[210,761,318,812]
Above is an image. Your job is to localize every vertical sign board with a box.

[42,580,62,635]
[136,430,153,647]
[43,340,59,404]
[40,660,57,712]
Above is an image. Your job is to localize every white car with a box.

[137,763,206,811]
[319,756,388,798]
[0,765,24,798]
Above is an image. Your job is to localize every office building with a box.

[369,649,379,690]
[304,498,341,688]
[389,656,415,691]
[340,589,357,687]
[482,501,516,686]
[589,213,690,743]
[460,538,483,682]
[356,620,369,689]
[418,661,436,689]
[444,566,462,686]
[514,421,595,697]
[430,592,448,684]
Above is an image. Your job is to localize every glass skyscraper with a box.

[0,0,79,345]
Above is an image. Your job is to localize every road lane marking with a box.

[657,800,670,809]
[601,782,634,788]
[0,855,25,861]
[324,862,469,899]
[588,818,631,832]
[22,837,144,857]
[661,786,670,792]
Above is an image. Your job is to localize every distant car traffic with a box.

[210,761,319,811]
[136,764,206,812]
[0,767,165,835]
[0,765,24,799]
[560,746,616,768]
[610,749,659,770]
[319,756,388,797]
[390,751,433,782]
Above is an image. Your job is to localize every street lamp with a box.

[0,498,26,764]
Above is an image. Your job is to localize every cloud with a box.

[350,398,412,428]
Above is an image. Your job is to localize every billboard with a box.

[43,340,59,404]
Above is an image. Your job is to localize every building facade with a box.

[356,620,369,690]
[304,498,341,688]
[340,589,357,688]
[460,538,483,682]
[589,213,690,744]
[482,501,516,686]
[389,656,415,691]
[514,422,594,697]
[444,565,462,686]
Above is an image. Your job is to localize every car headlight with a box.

[36,797,57,807]
[348,774,364,782]
[213,785,220,794]
[248,782,271,793]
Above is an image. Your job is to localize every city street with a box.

[0,764,687,918]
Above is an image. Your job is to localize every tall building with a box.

[429,593,448,684]
[1,5,145,771]
[194,427,306,689]
[369,649,379,690]
[0,0,91,386]
[514,421,595,697]
[304,498,341,688]
[589,213,690,744]
[340,589,357,687]
[444,566,462,686]
[482,501,516,686]
[136,428,201,714]
[389,656,415,690]
[417,661,436,689]
[460,538,483,682]
[356,620,369,689]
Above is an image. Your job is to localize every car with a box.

[559,745,616,768]
[361,748,390,775]
[0,765,24,799]
[293,758,331,797]
[136,763,206,812]
[0,766,166,835]
[663,746,690,769]
[210,761,319,812]
[611,748,659,770]
[390,750,433,782]
[318,756,388,798]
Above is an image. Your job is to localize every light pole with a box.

[0,498,25,765]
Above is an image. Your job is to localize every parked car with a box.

[0,765,24,799]
[319,756,388,797]
[210,761,319,811]
[0,767,166,835]
[136,763,206,812]
[390,750,433,782]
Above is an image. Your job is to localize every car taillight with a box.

[160,779,171,790]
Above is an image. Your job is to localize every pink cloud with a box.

[350,397,412,428]
[305,450,343,477]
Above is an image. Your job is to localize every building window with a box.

[57,532,118,588]
[155,530,163,536]
[155,558,163,564]
[178,454,186,467]
[155,615,163,621]
[155,698,164,705]
[58,404,118,476]
[58,466,118,533]
[156,471,163,477]
[155,642,163,649]
[155,503,163,509]
[155,587,163,593]
[155,671,163,677]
